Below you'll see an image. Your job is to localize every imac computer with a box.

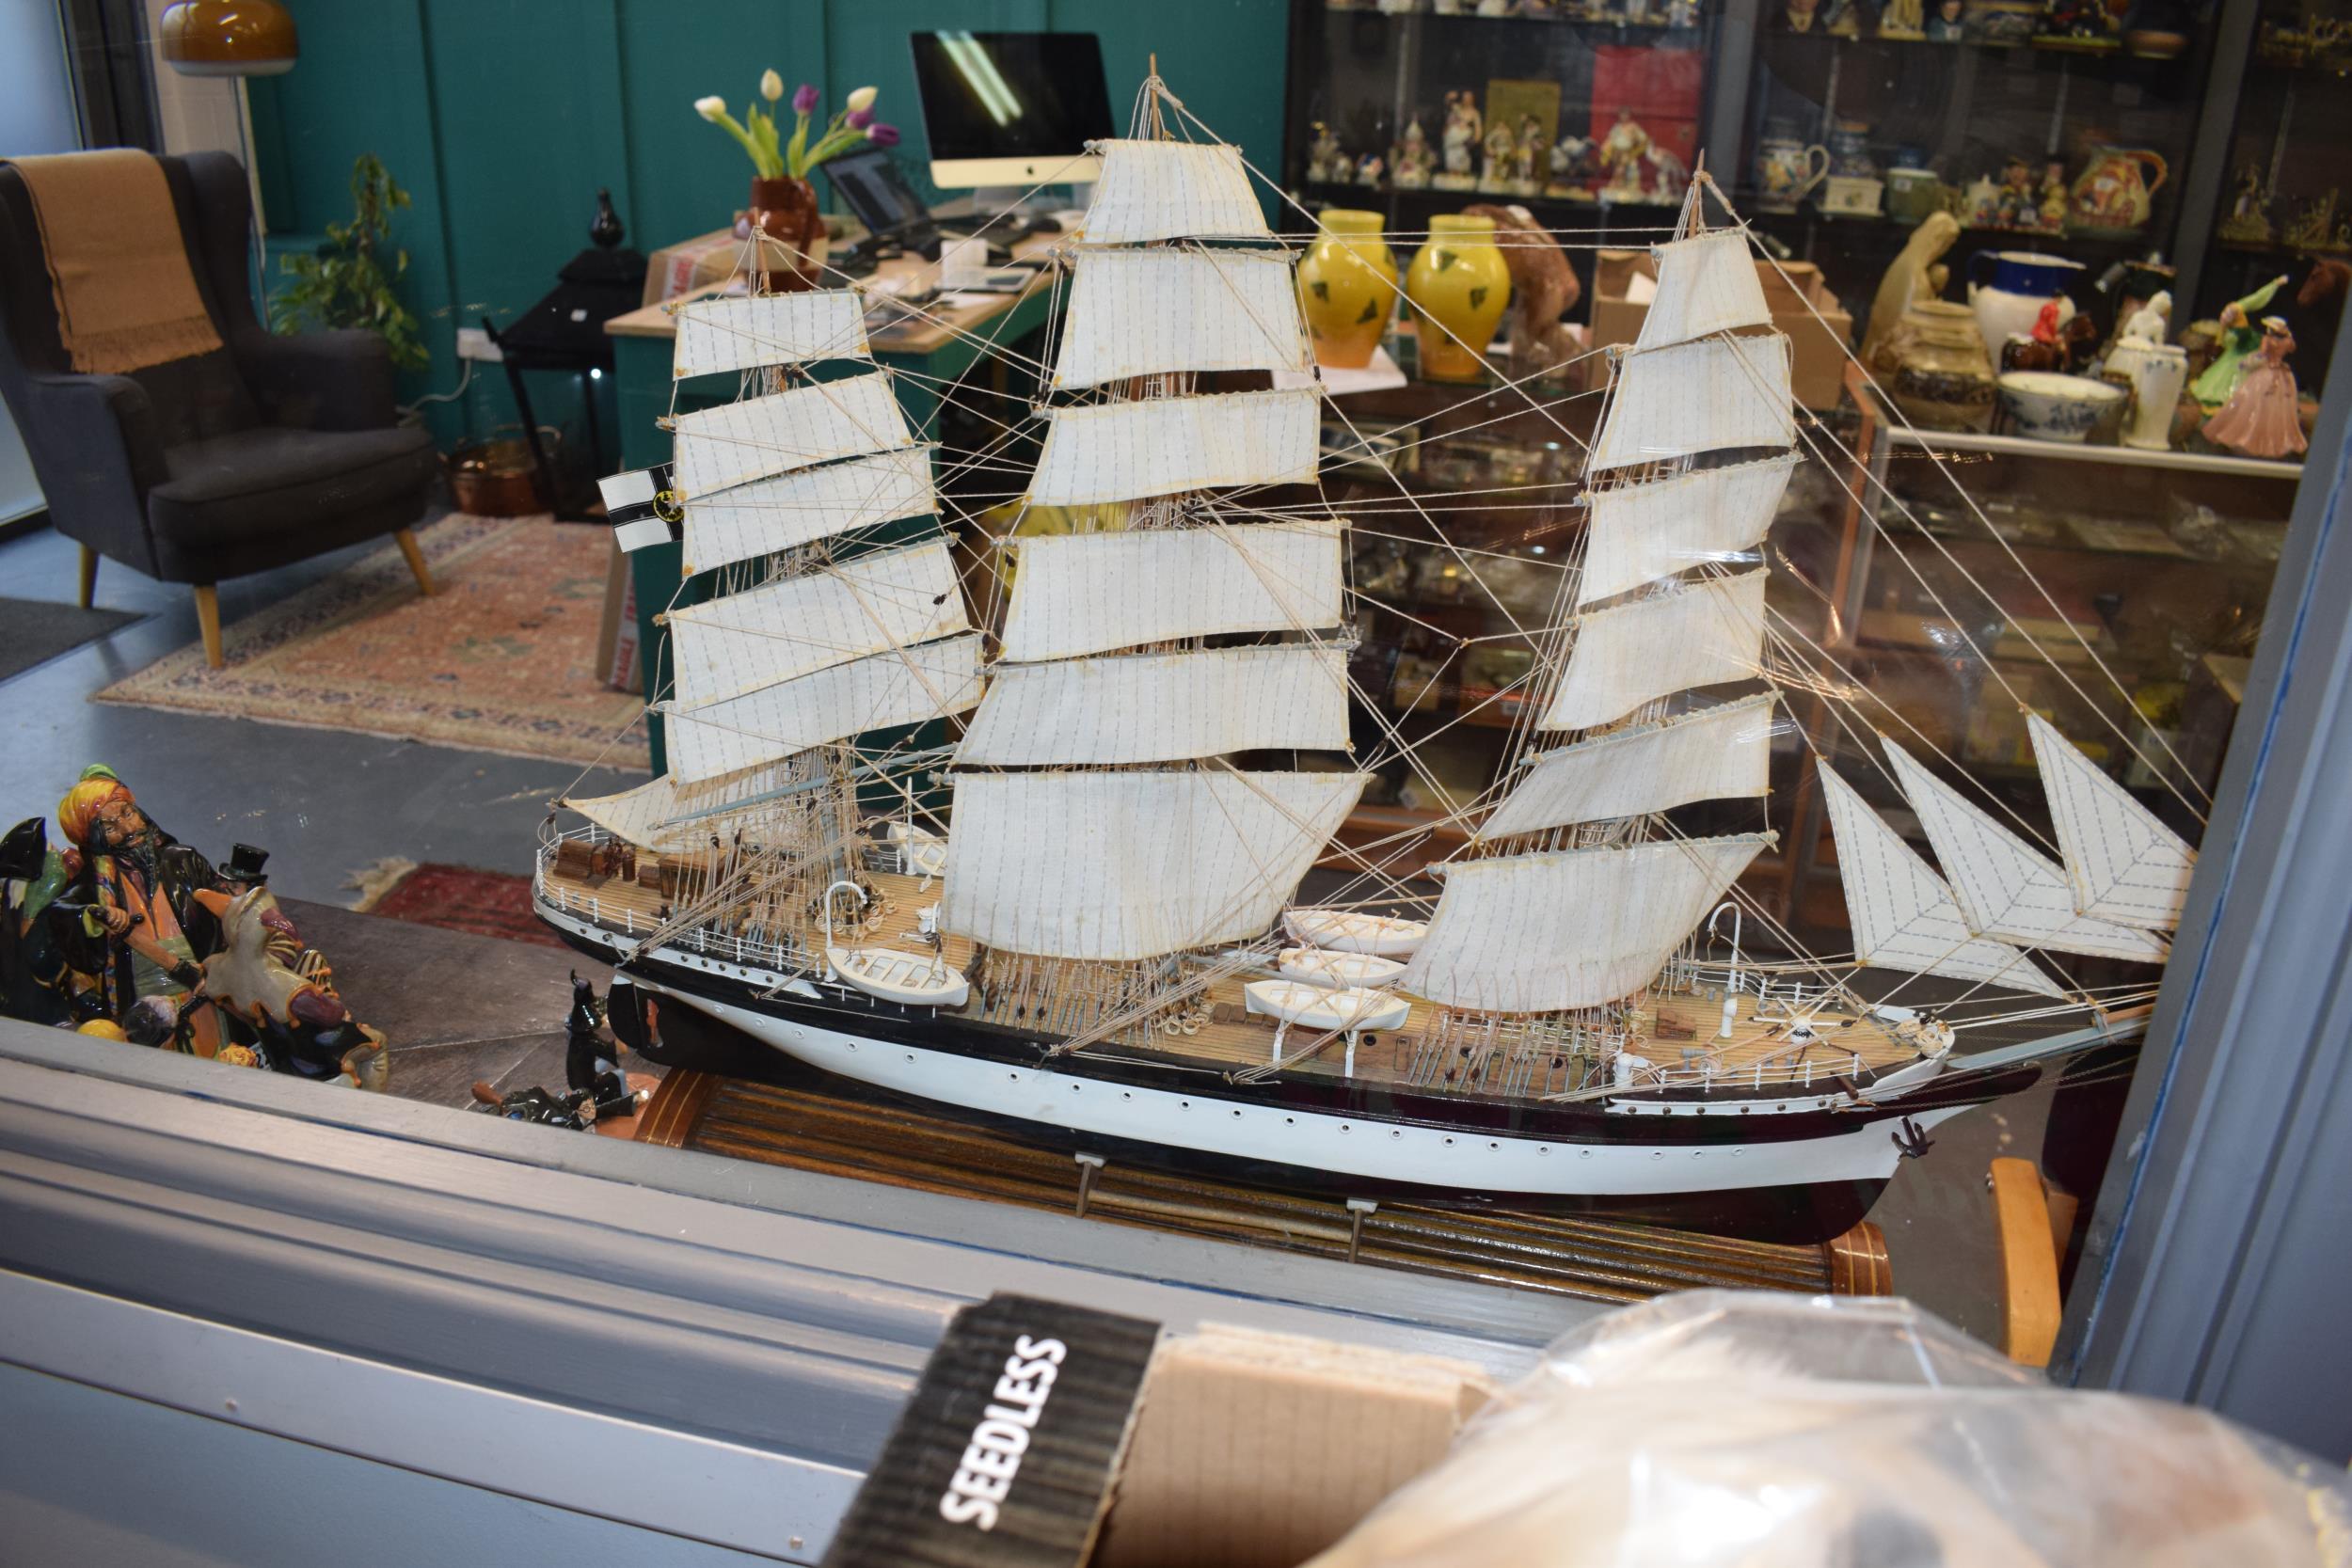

[909,30,1114,193]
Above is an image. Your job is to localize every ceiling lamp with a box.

[158,1,299,77]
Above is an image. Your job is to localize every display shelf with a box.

[1884,420,2308,480]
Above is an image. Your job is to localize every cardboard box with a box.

[1587,248,1855,411]
[822,1294,1494,1568]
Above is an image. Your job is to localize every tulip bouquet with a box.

[696,71,900,180]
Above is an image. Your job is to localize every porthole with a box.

[1181,1101,1190,1110]
[1232,1109,1242,1118]
[1121,1091,1132,1101]
[1580,1148,1592,1159]
[1391,1130,1402,1139]
[903,1053,914,1063]
[1488,1142,1499,1151]
[1652,1150,1665,1160]
[1341,1124,1351,1134]
[1444,1136,1454,1145]
[1284,1117,1295,1125]
[1538,1147,1549,1155]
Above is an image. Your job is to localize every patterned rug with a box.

[352,858,565,949]
[95,513,646,768]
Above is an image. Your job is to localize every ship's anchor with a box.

[1890,1117,1935,1160]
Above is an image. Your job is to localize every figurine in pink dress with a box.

[2201,317,2306,459]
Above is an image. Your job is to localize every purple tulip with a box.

[791,82,818,115]
[847,106,874,131]
[866,121,900,148]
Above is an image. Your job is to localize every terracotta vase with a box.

[1406,214,1511,383]
[1297,210,1398,370]
[746,175,825,292]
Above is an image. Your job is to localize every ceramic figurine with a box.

[1863,210,1961,368]
[1666,0,1700,24]
[1308,122,1346,184]
[1597,108,1654,200]
[1644,143,1692,204]
[1479,119,1517,192]
[2191,276,2287,410]
[1821,0,1867,36]
[1925,0,1967,36]
[2202,318,2306,458]
[190,883,389,1089]
[1546,134,1591,196]
[564,971,644,1120]
[1784,0,1822,29]
[2037,0,2116,41]
[0,816,95,1026]
[1466,202,1583,378]
[2217,166,2276,246]
[1477,0,1513,14]
[1437,92,1480,189]
[2120,288,2171,346]
[2039,160,2071,232]
[57,767,218,1055]
[1511,115,1545,194]
[1392,118,1435,189]
[2281,190,2351,255]
[1356,151,1386,187]
[1879,0,1925,36]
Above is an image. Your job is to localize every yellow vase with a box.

[1406,214,1511,383]
[1296,209,1397,371]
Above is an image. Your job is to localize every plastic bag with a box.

[1306,1291,2350,1568]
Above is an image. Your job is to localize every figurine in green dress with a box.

[2191,275,2288,411]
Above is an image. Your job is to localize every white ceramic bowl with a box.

[1997,371,2125,443]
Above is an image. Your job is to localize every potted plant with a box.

[268,153,428,372]
[696,71,898,292]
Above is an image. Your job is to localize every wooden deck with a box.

[543,855,1917,1099]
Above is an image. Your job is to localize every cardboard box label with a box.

[822,1294,1160,1568]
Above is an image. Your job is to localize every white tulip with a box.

[695,95,726,120]
[846,85,878,114]
[759,70,784,102]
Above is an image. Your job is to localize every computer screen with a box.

[822,145,932,244]
[908,31,1115,189]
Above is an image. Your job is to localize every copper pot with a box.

[746,175,824,293]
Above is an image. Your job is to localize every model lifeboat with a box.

[826,943,970,1008]
[820,879,967,1008]
[1283,907,1428,957]
[1244,979,1410,1070]
[1276,946,1406,989]
[885,819,948,879]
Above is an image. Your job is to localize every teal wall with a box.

[246,0,1291,448]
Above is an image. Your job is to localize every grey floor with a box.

[2,517,2033,1338]
[0,517,644,905]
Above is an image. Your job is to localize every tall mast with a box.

[937,76,1368,1009]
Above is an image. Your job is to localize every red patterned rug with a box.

[95,513,647,768]
[360,862,566,949]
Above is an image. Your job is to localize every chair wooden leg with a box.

[394,528,436,595]
[77,546,98,609]
[193,585,223,669]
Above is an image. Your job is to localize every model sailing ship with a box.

[536,74,2197,1236]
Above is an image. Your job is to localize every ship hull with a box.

[542,899,2025,1232]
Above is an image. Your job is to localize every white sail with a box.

[678,448,935,578]
[998,518,1343,662]
[670,372,914,499]
[666,540,968,708]
[1633,230,1772,353]
[1538,570,1768,733]
[662,634,983,784]
[1484,694,1779,840]
[1028,387,1321,506]
[560,758,802,853]
[2026,712,2198,931]
[1817,763,2065,998]
[940,769,1368,961]
[958,644,1350,767]
[1578,455,1797,609]
[1588,335,1795,472]
[1077,139,1272,245]
[1883,740,2169,961]
[672,290,870,379]
[1399,834,1772,1015]
[1053,249,1308,389]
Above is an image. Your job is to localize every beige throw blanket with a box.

[7,149,225,373]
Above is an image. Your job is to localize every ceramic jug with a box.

[2106,340,2189,450]
[2069,147,2168,238]
[1826,119,1880,179]
[1406,214,1512,382]
[1297,209,1399,370]
[1966,248,2085,350]
[1755,137,1831,211]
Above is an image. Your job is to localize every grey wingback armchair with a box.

[0,150,438,666]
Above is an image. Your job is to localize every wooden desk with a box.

[607,232,1059,772]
